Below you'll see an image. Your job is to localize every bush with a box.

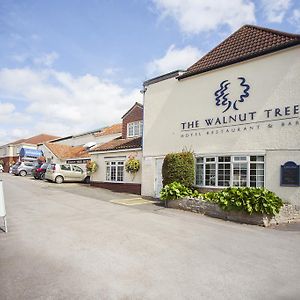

[160,182,193,200]
[203,187,283,215]
[162,151,194,187]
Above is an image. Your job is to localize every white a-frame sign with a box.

[0,180,7,233]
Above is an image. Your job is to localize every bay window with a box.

[195,155,264,188]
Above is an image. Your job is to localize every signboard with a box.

[0,180,7,233]
[19,147,43,158]
[280,161,300,186]
[66,159,90,164]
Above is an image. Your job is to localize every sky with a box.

[0,0,299,144]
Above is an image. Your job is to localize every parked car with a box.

[32,163,49,180]
[31,162,43,178]
[11,161,36,176]
[45,163,90,184]
[0,165,3,172]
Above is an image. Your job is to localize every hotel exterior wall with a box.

[142,46,300,202]
[90,150,142,184]
[265,150,300,206]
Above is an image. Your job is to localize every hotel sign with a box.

[280,161,300,187]
[215,77,250,113]
[180,77,299,137]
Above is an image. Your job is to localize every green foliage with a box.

[0,159,3,166]
[203,187,283,215]
[160,182,193,200]
[160,181,202,200]
[162,151,194,187]
[125,156,140,174]
[86,161,98,173]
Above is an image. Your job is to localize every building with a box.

[0,134,60,172]
[37,124,123,168]
[141,25,300,205]
[38,143,91,168]
[49,124,122,147]
[89,102,143,194]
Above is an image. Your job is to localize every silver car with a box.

[45,163,90,184]
[11,161,36,176]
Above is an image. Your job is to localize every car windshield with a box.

[41,163,48,169]
[15,162,21,167]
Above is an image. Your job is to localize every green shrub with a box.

[203,187,283,215]
[160,182,193,200]
[162,151,194,187]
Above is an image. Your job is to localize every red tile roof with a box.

[23,134,61,145]
[179,25,300,79]
[94,123,122,137]
[7,134,60,146]
[45,143,90,159]
[90,137,142,152]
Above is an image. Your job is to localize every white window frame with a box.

[195,155,265,188]
[127,121,143,138]
[105,161,124,182]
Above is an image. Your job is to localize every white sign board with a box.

[0,180,6,217]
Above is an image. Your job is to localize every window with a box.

[195,155,264,188]
[60,164,71,171]
[106,161,124,182]
[127,121,143,137]
[72,165,83,173]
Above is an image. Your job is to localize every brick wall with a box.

[91,181,141,195]
[122,105,143,139]
[1,156,19,172]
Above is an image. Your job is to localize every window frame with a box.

[195,155,265,188]
[105,160,124,182]
[127,120,143,138]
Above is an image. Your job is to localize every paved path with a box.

[0,173,300,299]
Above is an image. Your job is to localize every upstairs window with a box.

[127,121,143,138]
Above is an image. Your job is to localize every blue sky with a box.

[0,0,299,144]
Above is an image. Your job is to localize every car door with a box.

[71,165,84,181]
[60,164,73,181]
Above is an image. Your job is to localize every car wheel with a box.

[19,170,27,177]
[84,176,90,184]
[40,173,45,180]
[55,176,64,184]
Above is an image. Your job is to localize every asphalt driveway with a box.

[0,173,300,299]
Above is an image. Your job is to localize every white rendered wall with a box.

[142,46,300,202]
[90,150,142,184]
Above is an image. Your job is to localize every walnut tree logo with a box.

[214,77,250,113]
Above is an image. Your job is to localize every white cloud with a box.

[0,68,141,142]
[262,0,292,23]
[289,8,300,30]
[152,0,256,34]
[33,52,59,67]
[147,44,202,76]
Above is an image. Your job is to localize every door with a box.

[155,158,164,198]
[60,164,73,181]
[71,165,84,181]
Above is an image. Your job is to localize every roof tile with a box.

[90,137,142,152]
[179,25,300,79]
[45,143,90,159]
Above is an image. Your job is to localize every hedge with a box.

[162,151,194,187]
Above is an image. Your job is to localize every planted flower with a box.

[125,155,140,178]
[86,161,98,173]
